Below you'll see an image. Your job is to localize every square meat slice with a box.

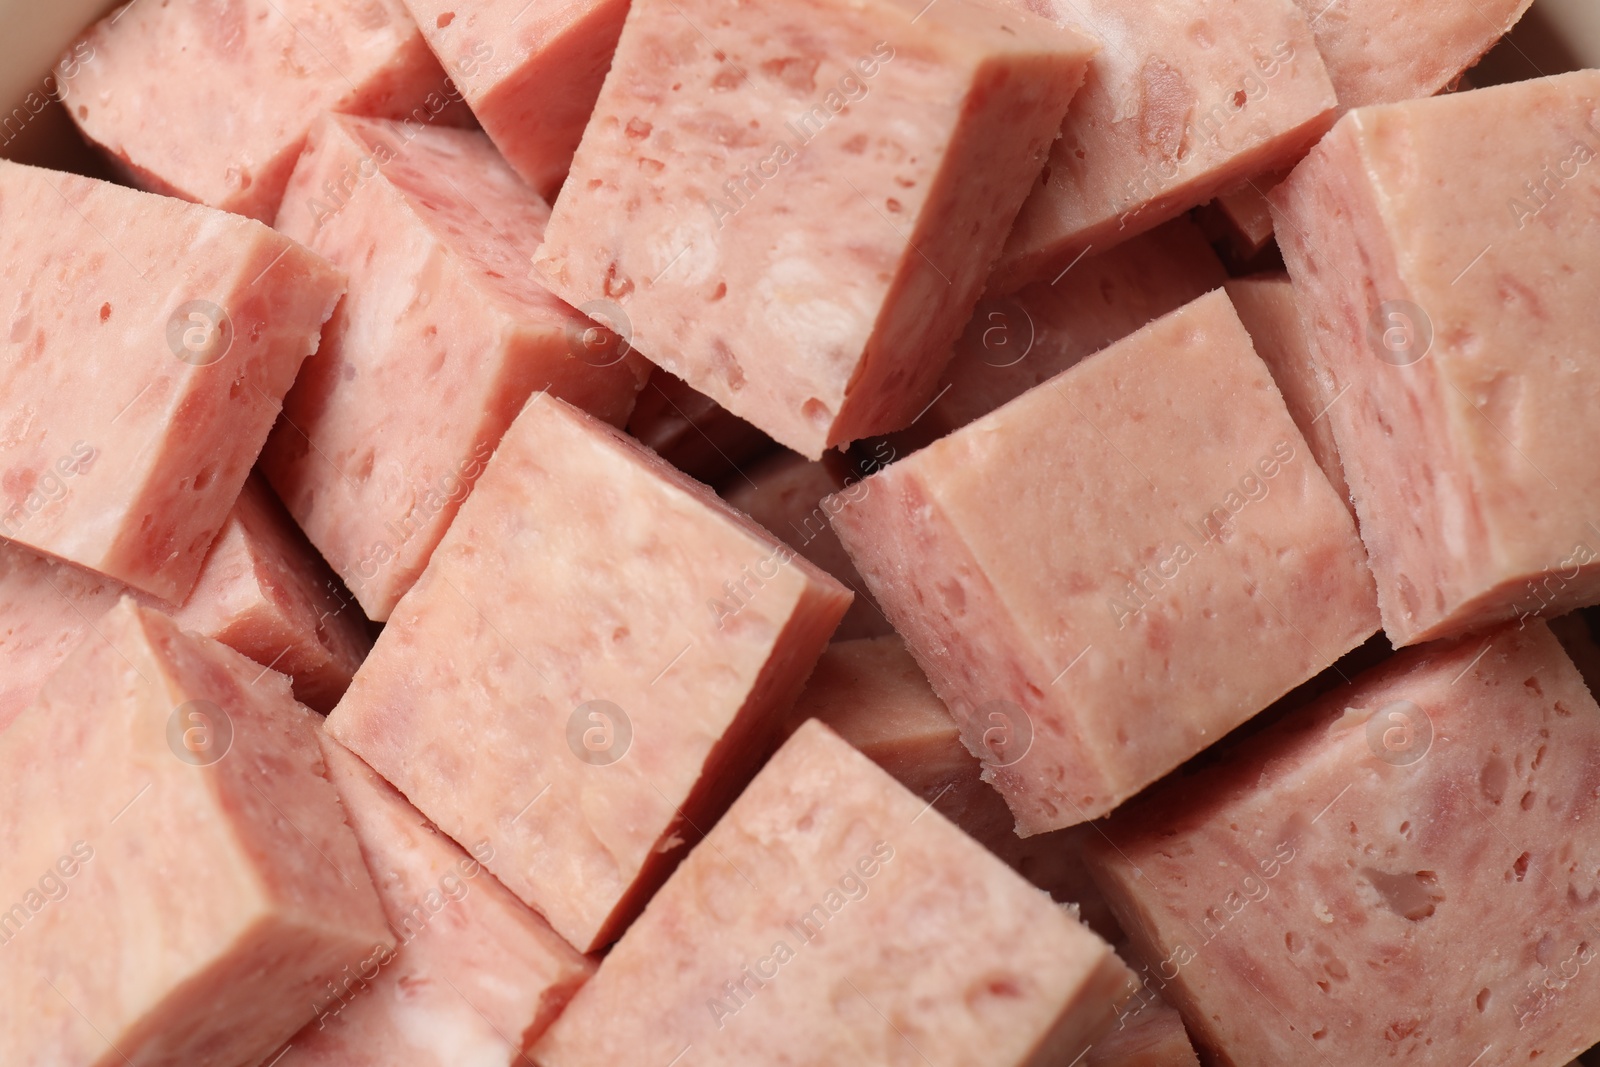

[987,0,1336,293]
[790,635,1119,939]
[326,394,852,951]
[400,0,632,199]
[1270,71,1600,646]
[1225,273,1351,508]
[532,719,1133,1067]
[0,161,343,602]
[532,0,1098,458]
[830,290,1379,833]
[63,0,464,222]
[0,599,391,1067]
[912,217,1226,445]
[627,367,778,485]
[1290,0,1533,109]
[274,735,594,1066]
[264,114,650,621]
[1084,622,1600,1065]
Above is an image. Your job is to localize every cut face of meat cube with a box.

[0,161,344,602]
[326,394,852,951]
[272,735,595,1066]
[63,0,465,222]
[0,599,391,1067]
[1270,71,1600,646]
[264,114,650,621]
[532,719,1135,1067]
[400,0,633,198]
[987,0,1337,292]
[533,0,1098,457]
[830,290,1379,833]
[1085,986,1200,1066]
[1085,622,1600,1065]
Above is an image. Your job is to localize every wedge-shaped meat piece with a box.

[1290,0,1532,109]
[1200,174,1284,262]
[533,0,1097,457]
[1087,989,1200,1067]
[0,161,343,601]
[831,291,1379,833]
[988,0,1335,292]
[275,735,594,1065]
[1086,622,1600,1065]
[265,115,649,621]
[400,0,631,199]
[1225,273,1351,507]
[327,395,851,951]
[63,0,462,221]
[914,218,1225,445]
[791,635,1118,938]
[533,720,1133,1066]
[0,599,391,1067]
[1271,72,1600,646]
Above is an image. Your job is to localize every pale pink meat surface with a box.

[1289,0,1533,109]
[1085,623,1600,1065]
[532,0,1097,457]
[0,599,391,1067]
[401,0,633,198]
[1204,173,1284,258]
[264,114,649,621]
[532,720,1135,1066]
[724,451,893,641]
[0,161,344,602]
[326,395,852,951]
[830,290,1379,833]
[1270,72,1600,646]
[64,0,464,222]
[789,635,1120,939]
[1225,273,1352,508]
[274,735,595,1066]
[988,0,1336,292]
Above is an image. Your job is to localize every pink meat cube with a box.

[0,599,391,1067]
[532,720,1134,1066]
[790,634,1120,939]
[911,217,1226,445]
[0,161,343,602]
[1201,174,1284,260]
[627,367,777,485]
[326,394,852,951]
[1087,990,1200,1067]
[63,0,464,222]
[830,290,1379,833]
[273,735,594,1065]
[1085,622,1600,1065]
[1270,71,1600,646]
[987,0,1336,293]
[1291,0,1533,109]
[400,0,632,199]
[724,451,895,642]
[1225,273,1352,508]
[532,0,1098,458]
[264,114,650,621]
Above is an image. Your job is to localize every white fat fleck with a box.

[393,996,514,1066]
[1314,902,1334,924]
[653,218,720,288]
[1435,467,1469,561]
[753,237,872,370]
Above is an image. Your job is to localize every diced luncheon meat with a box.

[533,0,1098,458]
[1086,985,1201,1067]
[909,217,1225,446]
[1271,71,1600,646]
[723,452,894,642]
[1289,0,1533,109]
[1201,174,1284,261]
[274,735,595,1066]
[63,0,465,222]
[532,720,1134,1066]
[789,635,1120,939]
[0,161,343,602]
[831,290,1379,833]
[626,367,777,486]
[1225,273,1352,508]
[326,395,851,952]
[0,600,391,1067]
[401,0,632,199]
[1086,622,1600,1065]
[987,0,1336,293]
[263,115,648,621]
